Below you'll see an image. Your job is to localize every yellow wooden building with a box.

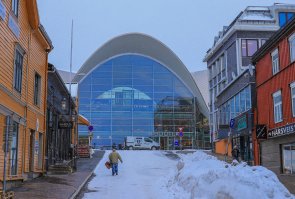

[0,0,52,187]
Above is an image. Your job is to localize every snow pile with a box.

[167,151,294,199]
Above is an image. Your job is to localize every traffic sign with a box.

[229,119,235,129]
[178,127,184,137]
[174,140,179,146]
[88,125,94,132]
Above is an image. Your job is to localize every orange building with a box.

[0,0,52,188]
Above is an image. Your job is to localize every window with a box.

[261,39,268,46]
[34,73,41,106]
[289,33,295,63]
[291,82,295,117]
[271,49,280,75]
[13,48,24,92]
[144,138,152,143]
[273,90,283,123]
[242,39,258,57]
[282,143,295,174]
[279,12,295,27]
[11,0,19,17]
[10,121,19,175]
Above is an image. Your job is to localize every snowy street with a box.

[83,151,294,199]
[83,151,176,199]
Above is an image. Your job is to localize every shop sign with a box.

[268,123,295,138]
[256,125,267,139]
[8,15,20,38]
[0,1,6,20]
[152,132,178,137]
[58,121,73,129]
[237,115,247,131]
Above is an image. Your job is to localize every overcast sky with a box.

[37,0,295,72]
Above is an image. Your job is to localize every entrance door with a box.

[29,130,35,172]
[160,137,167,150]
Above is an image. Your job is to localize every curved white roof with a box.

[73,33,209,117]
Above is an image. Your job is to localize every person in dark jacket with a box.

[108,148,123,176]
[231,145,240,162]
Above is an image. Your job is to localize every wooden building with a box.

[46,64,77,170]
[0,0,52,188]
[253,17,295,175]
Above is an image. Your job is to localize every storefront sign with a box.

[256,125,267,139]
[237,115,247,131]
[0,1,6,20]
[58,121,73,129]
[8,15,20,38]
[152,132,178,137]
[268,123,295,138]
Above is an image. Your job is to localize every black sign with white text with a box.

[268,123,295,138]
[58,121,73,129]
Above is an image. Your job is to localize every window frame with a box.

[10,121,19,176]
[11,0,19,18]
[13,46,24,93]
[289,33,295,63]
[279,12,295,27]
[241,39,259,57]
[34,73,41,106]
[271,48,280,75]
[281,143,295,174]
[273,90,283,124]
[291,82,295,117]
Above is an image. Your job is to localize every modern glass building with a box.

[73,33,209,149]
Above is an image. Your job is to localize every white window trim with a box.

[291,82,295,117]
[288,33,295,63]
[273,90,283,123]
[271,48,279,75]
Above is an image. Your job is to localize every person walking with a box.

[108,148,123,176]
[231,145,240,162]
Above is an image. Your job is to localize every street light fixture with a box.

[61,98,67,111]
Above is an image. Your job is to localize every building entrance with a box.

[232,134,253,164]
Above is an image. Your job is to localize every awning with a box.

[78,114,90,126]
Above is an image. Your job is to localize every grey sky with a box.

[37,0,295,72]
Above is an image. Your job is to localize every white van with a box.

[125,136,160,150]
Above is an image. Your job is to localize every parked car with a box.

[125,136,160,150]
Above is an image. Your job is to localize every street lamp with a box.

[61,98,67,111]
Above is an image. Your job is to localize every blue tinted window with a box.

[287,13,294,20]
[78,54,196,146]
[279,12,295,27]
[279,12,287,27]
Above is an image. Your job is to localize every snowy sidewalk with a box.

[82,150,294,199]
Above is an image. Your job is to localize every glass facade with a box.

[78,54,198,148]
[218,86,251,126]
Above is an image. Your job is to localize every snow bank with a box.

[166,151,294,199]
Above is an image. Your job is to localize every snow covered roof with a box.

[203,3,295,62]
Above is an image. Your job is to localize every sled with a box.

[105,161,111,169]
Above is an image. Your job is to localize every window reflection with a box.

[78,54,197,146]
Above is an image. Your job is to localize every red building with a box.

[252,17,295,178]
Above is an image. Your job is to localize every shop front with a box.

[152,132,195,150]
[260,123,295,175]
[231,110,254,164]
